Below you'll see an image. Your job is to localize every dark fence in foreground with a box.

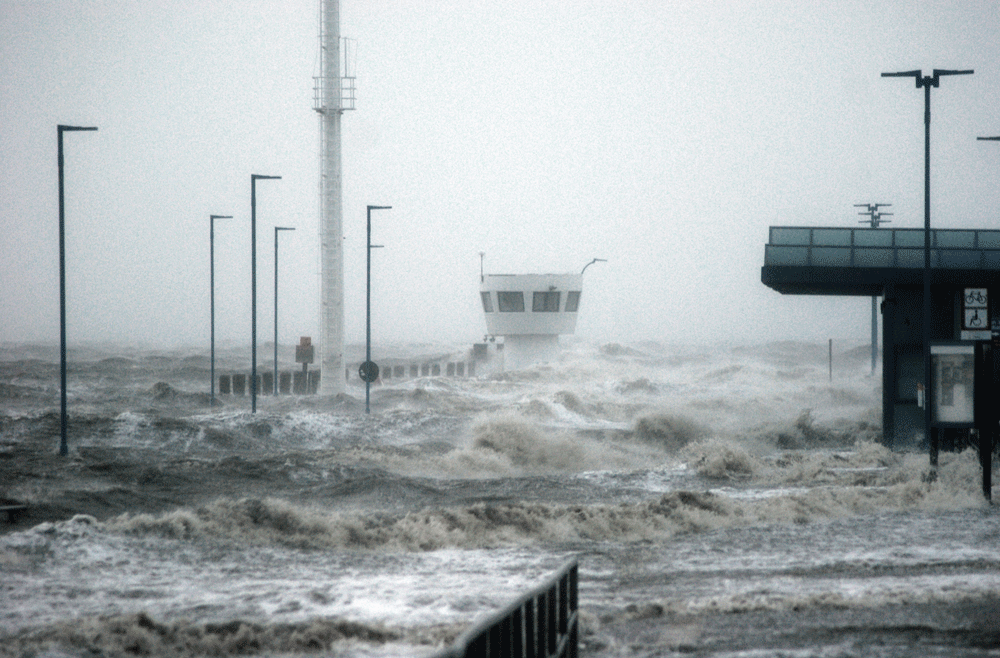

[433,558,578,658]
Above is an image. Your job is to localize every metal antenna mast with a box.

[855,203,893,375]
[855,203,893,228]
[315,0,355,395]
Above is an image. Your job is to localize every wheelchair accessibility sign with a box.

[963,288,989,334]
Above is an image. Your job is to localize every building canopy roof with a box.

[761,226,1000,295]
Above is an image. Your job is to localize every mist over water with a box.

[1,339,997,657]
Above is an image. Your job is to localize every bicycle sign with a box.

[963,288,989,331]
[965,288,987,308]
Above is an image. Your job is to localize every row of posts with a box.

[217,360,477,396]
[371,361,476,380]
[220,371,319,396]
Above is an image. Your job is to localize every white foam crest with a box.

[2,515,569,636]
[635,572,1000,618]
[451,411,674,476]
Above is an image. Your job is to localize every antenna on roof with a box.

[855,203,893,228]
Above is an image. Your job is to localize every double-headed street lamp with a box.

[57,124,97,457]
[210,214,233,407]
[882,68,972,469]
[363,205,391,414]
[274,226,295,394]
[250,174,281,413]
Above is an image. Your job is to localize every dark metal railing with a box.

[432,558,579,658]
[764,225,1000,270]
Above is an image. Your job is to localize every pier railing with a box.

[764,225,1000,270]
[432,558,579,658]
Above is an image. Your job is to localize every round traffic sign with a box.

[358,361,380,383]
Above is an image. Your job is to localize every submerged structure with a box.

[761,225,1000,450]
[480,272,583,370]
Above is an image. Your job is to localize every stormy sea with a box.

[1,339,997,657]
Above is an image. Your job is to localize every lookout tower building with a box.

[480,273,583,370]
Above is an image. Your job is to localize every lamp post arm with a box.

[57,125,97,457]
[249,175,281,413]
[273,227,295,395]
[209,215,232,407]
[364,205,391,414]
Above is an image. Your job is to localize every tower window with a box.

[497,291,525,312]
[532,291,561,312]
[565,291,581,312]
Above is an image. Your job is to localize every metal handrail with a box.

[764,226,1000,270]
[431,558,579,658]
[767,225,1000,248]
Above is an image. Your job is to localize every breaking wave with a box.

[102,447,991,552]
[3,611,453,658]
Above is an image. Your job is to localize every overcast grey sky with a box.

[3,0,1000,349]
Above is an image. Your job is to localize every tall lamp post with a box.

[274,226,296,394]
[210,214,233,407]
[364,205,391,414]
[57,124,97,456]
[977,134,998,502]
[855,203,893,375]
[882,68,972,469]
[250,174,281,413]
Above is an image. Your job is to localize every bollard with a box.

[279,371,291,394]
[308,371,320,394]
[293,371,306,394]
[262,372,273,395]
[422,364,430,376]
[394,365,404,378]
[432,364,441,376]
[457,362,465,377]
[219,375,231,395]
[447,362,455,376]
[410,364,419,377]
[232,374,246,396]
[468,361,475,377]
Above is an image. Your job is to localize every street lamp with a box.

[274,226,295,394]
[210,214,233,407]
[855,204,893,375]
[882,68,972,469]
[363,205,391,414]
[581,258,607,275]
[57,124,97,457]
[976,134,998,502]
[250,174,281,413]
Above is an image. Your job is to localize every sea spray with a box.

[632,413,709,452]
[470,413,586,470]
[680,438,760,480]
